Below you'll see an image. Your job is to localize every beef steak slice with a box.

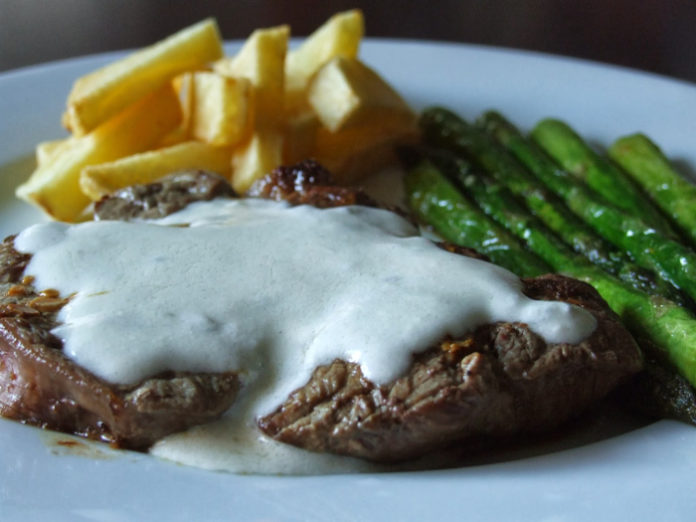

[0,171,241,449]
[258,273,642,462]
[1,164,642,460]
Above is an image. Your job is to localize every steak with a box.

[94,170,235,221]
[0,171,240,449]
[258,274,641,461]
[0,163,642,461]
[0,250,240,449]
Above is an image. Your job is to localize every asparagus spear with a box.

[403,158,551,277]
[414,152,696,390]
[531,119,678,238]
[419,107,686,304]
[419,108,624,272]
[609,133,696,247]
[477,111,696,305]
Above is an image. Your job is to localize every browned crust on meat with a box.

[0,306,239,449]
[248,159,379,208]
[94,170,235,221]
[0,228,239,450]
[257,274,642,462]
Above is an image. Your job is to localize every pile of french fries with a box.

[16,10,416,222]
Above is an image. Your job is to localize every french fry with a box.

[157,72,195,146]
[19,13,418,220]
[303,56,416,184]
[218,25,289,191]
[65,19,222,136]
[35,138,70,167]
[282,110,320,164]
[285,10,363,113]
[313,120,416,184]
[79,141,232,200]
[190,72,252,146]
[316,129,417,185]
[17,84,182,221]
[231,131,283,193]
[284,109,416,185]
[308,57,414,133]
[217,25,289,127]
[157,124,190,148]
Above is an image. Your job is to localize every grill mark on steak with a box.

[257,273,641,462]
[0,165,642,461]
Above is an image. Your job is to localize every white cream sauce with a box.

[14,198,596,474]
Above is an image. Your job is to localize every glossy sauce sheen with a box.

[14,198,596,473]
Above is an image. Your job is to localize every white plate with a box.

[1,40,696,521]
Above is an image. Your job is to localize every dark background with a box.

[1,0,696,84]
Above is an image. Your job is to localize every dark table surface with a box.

[2,0,696,85]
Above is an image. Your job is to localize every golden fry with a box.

[19,13,417,219]
[303,56,416,184]
[190,72,252,146]
[313,119,418,185]
[218,25,289,127]
[285,10,363,112]
[17,84,182,221]
[80,141,231,200]
[65,19,222,136]
[35,138,70,167]
[308,57,414,133]
[157,72,195,146]
[282,111,321,164]
[231,130,283,194]
[218,25,289,191]
[318,133,416,186]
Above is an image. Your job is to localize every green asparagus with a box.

[477,111,696,304]
[403,158,551,277]
[531,118,678,238]
[419,107,623,273]
[419,107,686,304]
[407,151,696,390]
[610,133,696,247]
